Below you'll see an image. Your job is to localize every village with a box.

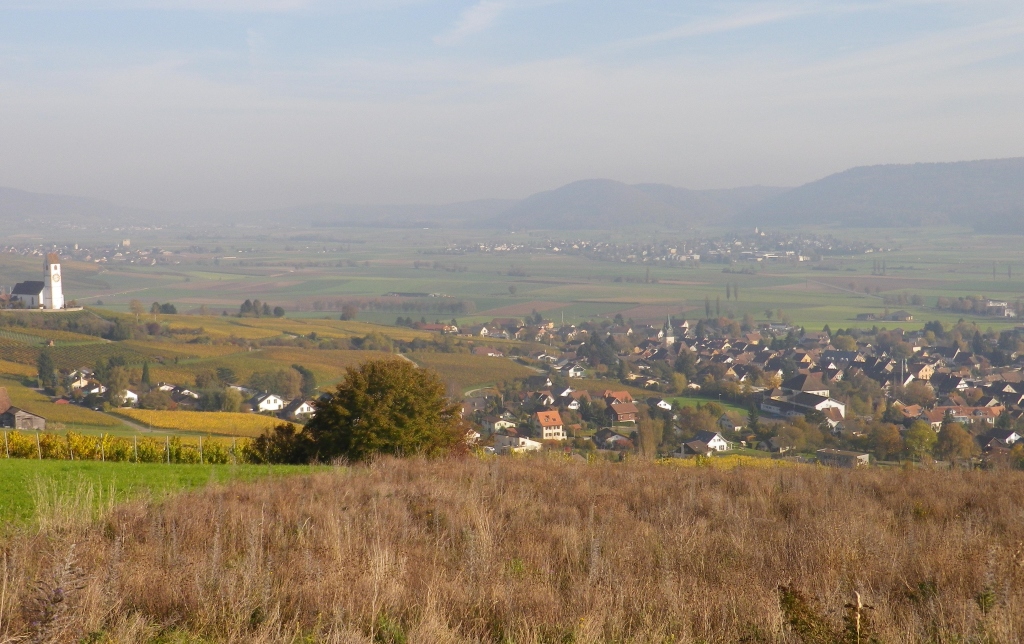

[443,312,1024,467]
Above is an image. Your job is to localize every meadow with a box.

[0,459,318,525]
[1,457,1022,642]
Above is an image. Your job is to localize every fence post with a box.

[134,435,138,463]
[232,437,237,465]
[100,439,105,462]
[165,435,170,464]
[3,431,8,458]
[36,432,42,460]
[199,436,203,464]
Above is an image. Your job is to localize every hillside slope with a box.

[741,157,1024,230]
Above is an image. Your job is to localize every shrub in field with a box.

[66,431,101,460]
[5,431,37,458]
[202,440,231,464]
[38,432,68,459]
[136,437,165,463]
[102,435,133,462]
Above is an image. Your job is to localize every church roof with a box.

[46,252,60,264]
[11,281,44,296]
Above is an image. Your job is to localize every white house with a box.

[533,410,566,441]
[122,390,139,406]
[250,393,286,413]
[694,430,731,452]
[562,363,586,378]
[483,415,517,433]
[493,434,542,455]
[280,397,317,421]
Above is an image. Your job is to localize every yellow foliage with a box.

[658,455,795,469]
[0,360,36,377]
[111,409,287,437]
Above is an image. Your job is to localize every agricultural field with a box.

[7,225,1015,337]
[407,351,537,392]
[0,458,318,524]
[111,409,289,437]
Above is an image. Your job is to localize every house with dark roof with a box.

[0,388,44,429]
[280,397,316,421]
[1,407,46,430]
[11,281,45,308]
[816,449,870,468]
[607,401,638,424]
[781,373,830,397]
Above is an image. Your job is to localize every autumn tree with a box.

[904,421,937,460]
[936,422,979,462]
[298,359,463,462]
[869,423,903,461]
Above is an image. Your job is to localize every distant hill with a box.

[490,180,787,230]
[740,158,1024,231]
[0,186,152,226]
[6,156,1024,231]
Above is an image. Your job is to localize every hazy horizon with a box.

[2,1,1023,212]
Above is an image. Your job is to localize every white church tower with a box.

[42,253,64,310]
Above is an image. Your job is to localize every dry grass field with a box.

[3,458,1024,643]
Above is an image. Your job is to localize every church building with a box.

[12,254,65,310]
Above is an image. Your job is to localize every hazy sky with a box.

[1,0,1023,211]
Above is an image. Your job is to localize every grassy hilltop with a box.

[2,457,1022,642]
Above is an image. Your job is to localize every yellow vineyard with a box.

[111,409,287,437]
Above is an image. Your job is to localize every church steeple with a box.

[43,253,64,310]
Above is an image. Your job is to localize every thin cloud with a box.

[435,1,507,46]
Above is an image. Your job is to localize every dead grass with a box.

[3,458,1024,642]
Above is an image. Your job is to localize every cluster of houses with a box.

[54,368,319,422]
[456,311,1024,464]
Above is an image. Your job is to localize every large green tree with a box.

[259,359,464,463]
[36,349,56,390]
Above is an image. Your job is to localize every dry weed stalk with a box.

[1,458,1024,642]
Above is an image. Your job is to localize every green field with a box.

[0,459,319,525]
